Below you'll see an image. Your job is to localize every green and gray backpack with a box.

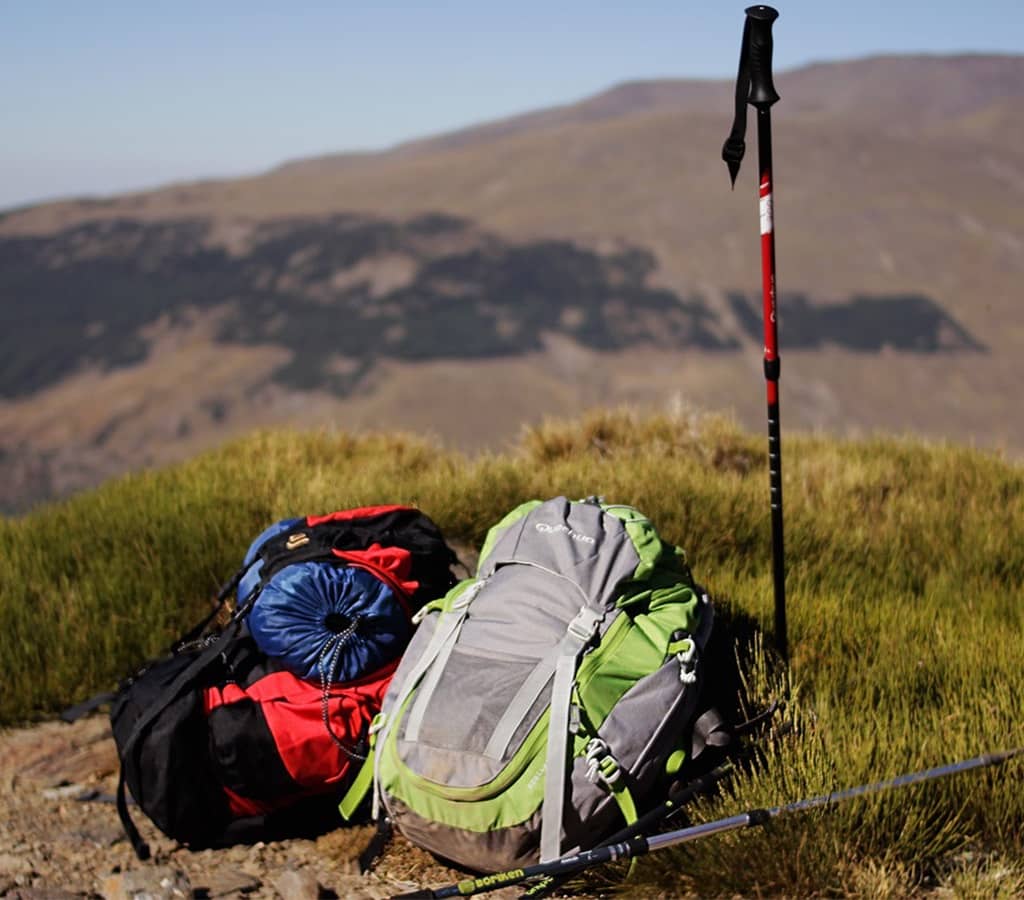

[358,496,719,872]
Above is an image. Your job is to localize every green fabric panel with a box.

[477,499,543,568]
[601,504,665,581]
[616,566,697,610]
[599,503,690,583]
[576,591,701,726]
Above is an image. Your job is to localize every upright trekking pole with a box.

[722,6,787,661]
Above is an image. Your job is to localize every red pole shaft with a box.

[759,164,779,404]
[756,106,787,661]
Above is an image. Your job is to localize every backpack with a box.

[366,496,721,873]
[110,504,459,859]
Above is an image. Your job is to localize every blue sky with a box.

[2,1,1021,210]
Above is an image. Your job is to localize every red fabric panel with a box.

[258,661,397,787]
[334,545,417,616]
[222,785,275,818]
[203,660,397,816]
[202,681,250,715]
[305,506,412,527]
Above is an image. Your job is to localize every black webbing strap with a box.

[358,815,393,874]
[173,563,248,650]
[690,706,733,762]
[59,691,117,724]
[722,15,753,184]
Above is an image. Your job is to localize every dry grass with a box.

[1,409,1022,896]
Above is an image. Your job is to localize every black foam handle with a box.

[745,5,780,107]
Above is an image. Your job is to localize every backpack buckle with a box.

[568,607,603,643]
[584,739,622,787]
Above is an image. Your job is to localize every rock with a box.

[327,874,383,899]
[273,867,323,900]
[0,852,35,875]
[196,866,261,897]
[40,784,87,801]
[5,888,88,899]
[100,866,191,899]
[56,821,125,848]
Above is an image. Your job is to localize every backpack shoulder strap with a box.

[115,614,247,860]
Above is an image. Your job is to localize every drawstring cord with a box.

[317,617,367,761]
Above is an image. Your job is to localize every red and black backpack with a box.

[108,505,459,859]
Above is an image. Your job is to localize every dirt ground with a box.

[0,714,536,900]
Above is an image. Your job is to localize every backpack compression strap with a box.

[60,565,248,725]
[540,605,605,862]
[256,509,458,606]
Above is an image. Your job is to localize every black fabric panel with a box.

[214,794,346,847]
[109,653,230,846]
[217,629,281,688]
[207,698,302,802]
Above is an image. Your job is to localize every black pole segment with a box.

[392,748,1024,899]
[767,396,787,660]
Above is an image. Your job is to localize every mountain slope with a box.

[1,54,1022,512]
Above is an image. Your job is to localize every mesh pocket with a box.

[411,648,539,755]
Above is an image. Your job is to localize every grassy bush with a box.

[1,408,1022,895]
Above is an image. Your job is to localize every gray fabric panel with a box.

[397,647,538,786]
[394,563,599,790]
[562,653,705,849]
[381,609,438,718]
[477,497,640,612]
[457,566,586,658]
[386,795,543,873]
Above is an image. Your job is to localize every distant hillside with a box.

[1,54,1022,512]
[277,54,1023,169]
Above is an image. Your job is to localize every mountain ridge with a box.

[1,54,1021,513]
[273,52,1024,174]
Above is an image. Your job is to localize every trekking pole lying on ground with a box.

[518,762,737,899]
[519,703,779,899]
[389,748,1024,900]
[722,5,788,661]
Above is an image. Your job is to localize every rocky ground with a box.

[0,714,533,900]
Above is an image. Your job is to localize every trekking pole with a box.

[519,702,779,899]
[389,748,1024,900]
[722,5,788,661]
[518,762,736,899]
